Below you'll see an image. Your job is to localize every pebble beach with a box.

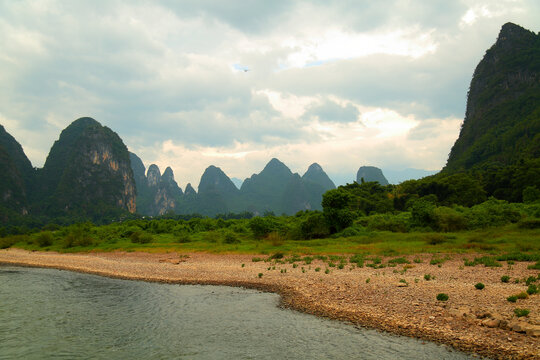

[1,248,539,359]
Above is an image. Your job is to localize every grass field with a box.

[3,223,540,260]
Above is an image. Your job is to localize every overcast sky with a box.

[1,0,539,187]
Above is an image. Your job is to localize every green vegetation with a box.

[501,275,510,283]
[527,284,538,295]
[436,293,449,301]
[514,308,530,318]
[507,295,518,303]
[475,282,485,290]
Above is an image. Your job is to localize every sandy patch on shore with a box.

[1,249,539,359]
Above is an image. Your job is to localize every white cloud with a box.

[280,27,438,69]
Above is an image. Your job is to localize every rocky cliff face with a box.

[356,166,389,185]
[37,117,136,216]
[129,159,184,216]
[0,125,34,217]
[445,22,540,171]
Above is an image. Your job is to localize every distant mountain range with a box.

[1,22,538,223]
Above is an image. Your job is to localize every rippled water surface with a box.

[0,266,475,359]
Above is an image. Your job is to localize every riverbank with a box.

[1,249,539,359]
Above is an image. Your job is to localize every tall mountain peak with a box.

[147,164,161,187]
[445,23,540,171]
[198,165,238,195]
[185,183,197,196]
[302,163,336,190]
[38,117,136,216]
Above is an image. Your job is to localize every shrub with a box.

[63,227,93,248]
[436,293,449,301]
[366,278,370,283]
[516,292,529,300]
[349,254,364,267]
[517,218,540,229]
[433,206,468,232]
[475,282,485,290]
[514,308,530,318]
[424,274,432,281]
[501,275,510,283]
[529,261,540,270]
[223,231,240,244]
[527,284,538,295]
[464,256,501,267]
[269,252,284,260]
[366,213,409,233]
[176,232,192,243]
[507,295,518,302]
[35,232,54,247]
[258,273,263,278]
[249,216,278,239]
[525,276,537,285]
[130,231,152,244]
[299,211,331,239]
[315,267,321,272]
[0,236,17,249]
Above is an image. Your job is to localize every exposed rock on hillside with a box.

[37,117,136,216]
[356,166,389,185]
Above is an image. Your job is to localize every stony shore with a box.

[1,248,539,359]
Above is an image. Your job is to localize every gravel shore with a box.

[1,248,539,359]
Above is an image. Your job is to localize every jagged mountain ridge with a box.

[130,157,339,216]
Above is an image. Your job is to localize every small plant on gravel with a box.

[389,257,410,265]
[528,260,540,270]
[501,275,510,283]
[507,295,518,302]
[325,268,330,274]
[527,284,538,295]
[424,274,432,281]
[269,252,285,260]
[525,276,537,286]
[475,282,485,290]
[241,264,245,268]
[280,269,287,273]
[516,292,529,300]
[258,273,263,278]
[414,278,419,283]
[293,263,298,268]
[399,279,407,284]
[315,267,321,272]
[514,308,530,318]
[366,278,370,283]
[338,263,344,270]
[413,258,423,264]
[430,257,445,266]
[301,267,306,273]
[252,257,263,262]
[436,293,449,301]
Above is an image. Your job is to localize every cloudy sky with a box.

[1,0,539,187]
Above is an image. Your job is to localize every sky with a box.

[1,0,539,188]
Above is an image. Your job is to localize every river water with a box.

[0,265,475,359]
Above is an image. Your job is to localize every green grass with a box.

[3,224,540,258]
